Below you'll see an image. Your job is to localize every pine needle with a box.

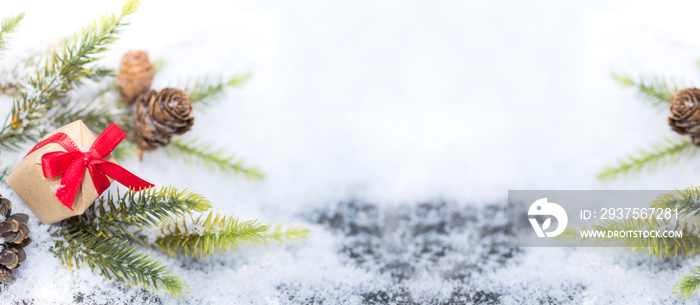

[652,186,700,223]
[184,73,252,108]
[0,0,139,150]
[611,73,678,108]
[164,136,264,180]
[675,266,700,299]
[66,186,213,238]
[51,230,189,298]
[155,213,309,258]
[598,137,698,180]
[0,13,24,51]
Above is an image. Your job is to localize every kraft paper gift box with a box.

[6,120,117,225]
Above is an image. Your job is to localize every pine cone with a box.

[669,88,700,137]
[132,88,194,153]
[116,50,156,104]
[0,195,31,283]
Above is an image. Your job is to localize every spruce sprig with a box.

[652,186,700,219]
[164,136,264,180]
[612,73,678,107]
[185,73,252,107]
[51,230,189,298]
[67,186,212,238]
[0,13,24,51]
[265,223,312,244]
[675,266,700,298]
[597,137,698,180]
[155,213,310,258]
[155,213,268,258]
[0,0,139,150]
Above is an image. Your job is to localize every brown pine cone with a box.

[669,88,700,137]
[116,50,156,104]
[0,195,30,283]
[132,88,194,154]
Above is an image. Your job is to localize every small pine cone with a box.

[132,88,194,152]
[116,50,156,104]
[669,88,700,138]
[0,196,31,282]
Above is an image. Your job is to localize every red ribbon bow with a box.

[26,123,154,210]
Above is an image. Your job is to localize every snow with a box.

[3,0,700,304]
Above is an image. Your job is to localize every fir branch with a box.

[652,186,700,223]
[0,46,54,97]
[51,230,188,298]
[184,73,252,108]
[155,213,267,258]
[0,13,24,51]
[0,0,139,151]
[163,136,264,180]
[155,213,309,258]
[0,162,10,183]
[264,223,312,244]
[66,186,212,239]
[598,137,698,180]
[675,266,700,298]
[611,73,678,107]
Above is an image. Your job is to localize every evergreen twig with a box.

[66,186,212,239]
[675,266,700,298]
[0,13,24,52]
[185,73,252,108]
[652,186,700,219]
[163,136,264,180]
[598,137,698,180]
[612,73,678,107]
[155,213,309,258]
[0,0,139,151]
[51,230,189,298]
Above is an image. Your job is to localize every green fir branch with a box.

[612,73,678,107]
[66,186,212,239]
[164,136,264,180]
[265,223,312,244]
[0,46,54,97]
[156,213,267,258]
[675,266,700,298]
[0,162,10,184]
[0,0,139,151]
[184,73,252,108]
[51,230,188,298]
[598,137,698,180]
[155,213,309,258]
[652,186,700,218]
[0,13,24,51]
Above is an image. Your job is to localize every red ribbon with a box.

[25,123,154,210]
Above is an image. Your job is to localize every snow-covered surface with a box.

[3,0,700,304]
